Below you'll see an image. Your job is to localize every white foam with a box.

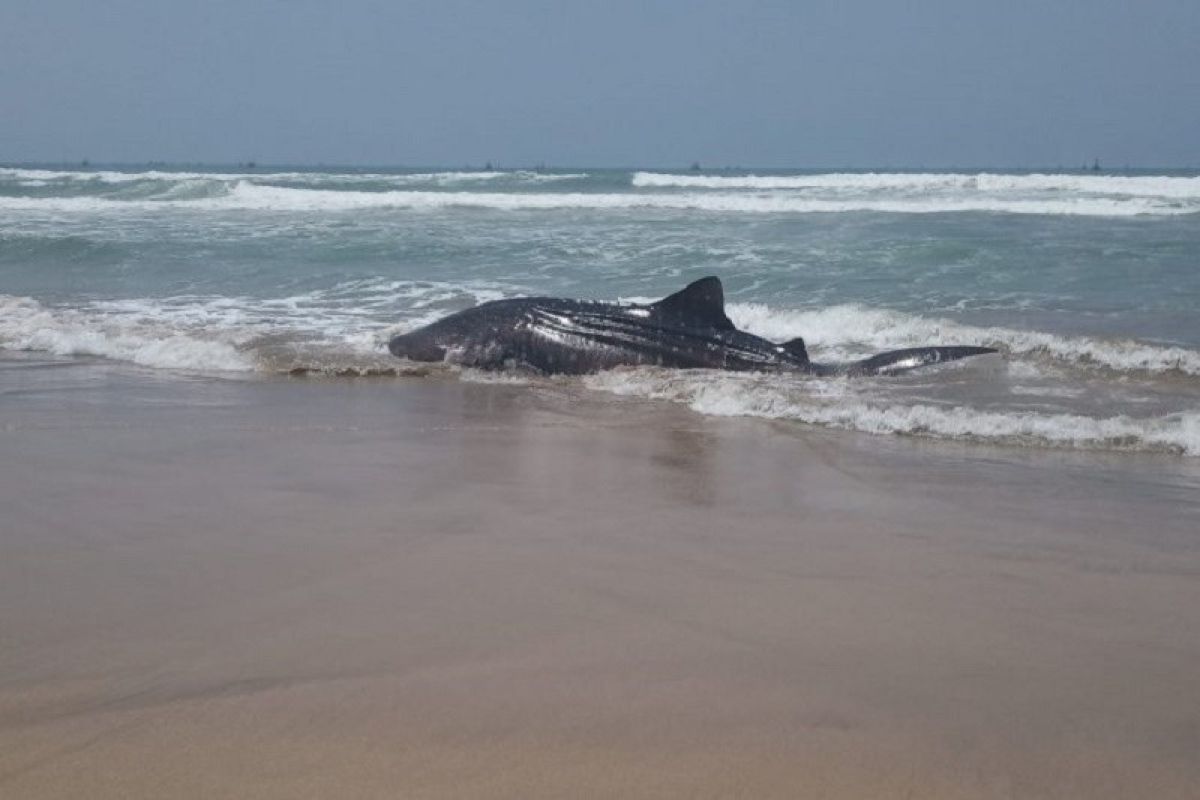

[632,171,1200,198]
[0,279,511,374]
[586,369,1200,456]
[727,303,1200,376]
[0,295,254,371]
[0,183,1189,217]
[458,369,534,385]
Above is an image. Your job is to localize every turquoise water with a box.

[3,165,1199,454]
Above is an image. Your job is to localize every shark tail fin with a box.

[846,346,997,376]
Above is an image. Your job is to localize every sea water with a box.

[2,165,1199,454]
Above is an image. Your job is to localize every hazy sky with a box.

[2,0,1198,167]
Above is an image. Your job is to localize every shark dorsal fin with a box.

[651,276,734,330]
[781,336,809,362]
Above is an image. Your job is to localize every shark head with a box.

[386,329,448,362]
[388,300,528,367]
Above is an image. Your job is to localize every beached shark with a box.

[387,276,996,376]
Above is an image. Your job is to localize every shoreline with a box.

[2,356,1199,798]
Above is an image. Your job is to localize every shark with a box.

[387,276,996,376]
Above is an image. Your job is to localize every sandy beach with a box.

[2,352,1199,798]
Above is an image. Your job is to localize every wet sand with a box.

[2,354,1200,798]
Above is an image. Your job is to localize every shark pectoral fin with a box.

[781,337,808,361]
[651,276,736,331]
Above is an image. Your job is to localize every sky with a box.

[2,0,1198,167]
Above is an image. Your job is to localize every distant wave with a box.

[1,182,1191,217]
[0,167,588,186]
[5,167,1197,215]
[632,171,1200,198]
[8,168,1198,202]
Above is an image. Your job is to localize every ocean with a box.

[2,165,1199,455]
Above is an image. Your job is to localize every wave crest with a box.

[1,183,1190,217]
[632,171,1200,198]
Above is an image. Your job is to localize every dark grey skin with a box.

[388,276,997,376]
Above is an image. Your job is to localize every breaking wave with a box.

[0,295,255,371]
[585,369,1200,456]
[0,282,502,374]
